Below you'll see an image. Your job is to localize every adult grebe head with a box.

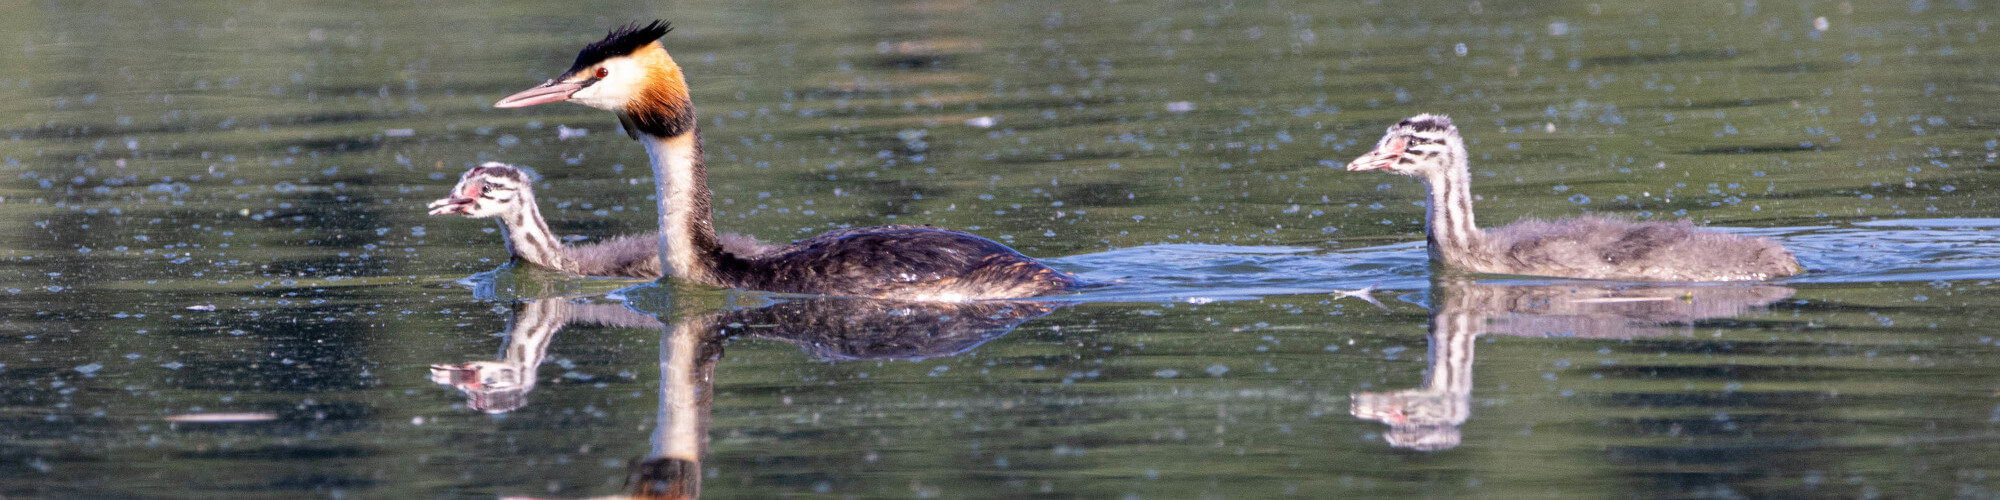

[494,21,693,139]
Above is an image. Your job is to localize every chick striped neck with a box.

[495,192,577,273]
[1426,295,1478,403]
[1419,145,1484,266]
[491,298,568,396]
[505,299,567,369]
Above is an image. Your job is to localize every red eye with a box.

[593,67,608,79]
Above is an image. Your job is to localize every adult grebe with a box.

[1345,114,1802,281]
[490,21,1086,300]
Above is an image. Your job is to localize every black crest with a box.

[1396,114,1455,134]
[569,21,673,71]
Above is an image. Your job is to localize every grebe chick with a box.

[1345,114,1802,282]
[488,21,1086,300]
[427,162,769,279]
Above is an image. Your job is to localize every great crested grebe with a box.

[1345,114,1802,281]
[490,21,1087,300]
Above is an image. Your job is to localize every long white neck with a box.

[654,316,709,462]
[1420,142,1484,265]
[495,193,577,273]
[634,310,715,498]
[641,132,723,284]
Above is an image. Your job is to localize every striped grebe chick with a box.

[1345,114,1801,281]
[487,22,1087,300]
[428,162,768,279]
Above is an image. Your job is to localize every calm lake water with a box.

[5,1,2000,498]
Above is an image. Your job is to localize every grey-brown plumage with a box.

[486,21,1090,300]
[705,226,1084,301]
[430,163,1086,300]
[1345,114,1803,281]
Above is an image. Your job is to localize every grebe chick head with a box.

[427,162,535,218]
[494,21,692,139]
[1346,113,1464,177]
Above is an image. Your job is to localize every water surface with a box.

[4,1,2000,498]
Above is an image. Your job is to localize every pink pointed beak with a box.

[426,195,475,215]
[494,80,586,108]
[1345,136,1408,172]
[426,176,484,215]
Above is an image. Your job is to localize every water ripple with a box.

[1055,242,1430,303]
[1052,218,2000,303]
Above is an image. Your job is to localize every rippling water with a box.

[4,1,2000,498]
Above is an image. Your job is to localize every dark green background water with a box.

[5,0,2000,497]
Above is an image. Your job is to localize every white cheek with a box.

[569,85,625,109]
[569,59,647,110]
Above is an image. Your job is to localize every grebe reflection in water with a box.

[1350,279,1794,451]
[432,293,1059,497]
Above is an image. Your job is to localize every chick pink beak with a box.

[426,177,483,215]
[1345,136,1409,172]
[426,196,475,215]
[494,80,585,108]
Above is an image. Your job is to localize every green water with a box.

[4,0,2000,497]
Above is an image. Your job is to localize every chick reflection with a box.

[432,298,662,413]
[1351,279,1794,451]
[433,295,1056,498]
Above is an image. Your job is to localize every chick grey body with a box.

[1345,114,1801,281]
